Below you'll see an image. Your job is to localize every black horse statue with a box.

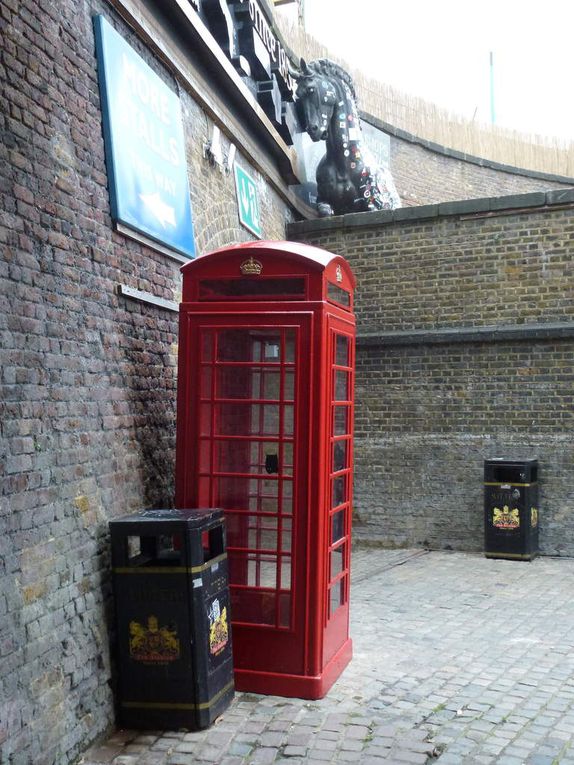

[293,58,401,217]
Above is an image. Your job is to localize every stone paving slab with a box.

[80,548,574,764]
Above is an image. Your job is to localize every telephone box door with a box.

[322,315,355,668]
[178,313,313,678]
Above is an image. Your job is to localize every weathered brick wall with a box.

[0,1,292,762]
[362,115,574,207]
[390,136,574,208]
[288,191,574,556]
[183,91,291,254]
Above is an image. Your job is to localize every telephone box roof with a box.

[181,240,356,287]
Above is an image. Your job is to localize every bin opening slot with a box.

[202,525,225,564]
[490,465,536,483]
[126,534,183,567]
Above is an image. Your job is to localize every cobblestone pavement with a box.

[81,548,574,765]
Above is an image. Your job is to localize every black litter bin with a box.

[484,459,539,561]
[109,508,234,729]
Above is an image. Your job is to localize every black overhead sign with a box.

[194,0,299,145]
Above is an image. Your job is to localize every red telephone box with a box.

[175,240,355,699]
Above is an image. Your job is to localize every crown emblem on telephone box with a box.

[240,257,263,275]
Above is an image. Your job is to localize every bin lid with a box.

[109,507,223,528]
[484,458,538,465]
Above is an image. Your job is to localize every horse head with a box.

[290,58,402,216]
[291,58,338,142]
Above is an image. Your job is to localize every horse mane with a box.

[308,59,357,104]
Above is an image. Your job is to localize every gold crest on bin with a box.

[240,256,263,275]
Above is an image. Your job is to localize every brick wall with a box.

[288,190,574,556]
[0,1,293,762]
[390,135,574,207]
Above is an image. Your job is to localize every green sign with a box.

[234,165,261,238]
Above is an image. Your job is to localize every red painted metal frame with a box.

[176,241,355,699]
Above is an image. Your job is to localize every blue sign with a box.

[94,15,195,258]
[234,165,262,239]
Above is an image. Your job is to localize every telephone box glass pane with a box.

[258,372,281,400]
[334,406,348,436]
[331,543,345,580]
[214,404,282,435]
[216,477,278,512]
[281,558,291,589]
[252,405,280,435]
[329,580,345,616]
[283,443,294,475]
[327,282,351,308]
[248,519,278,552]
[199,277,305,300]
[285,333,295,363]
[248,556,277,587]
[218,477,250,511]
[227,551,279,588]
[284,405,294,436]
[215,330,284,362]
[281,518,292,552]
[335,370,349,401]
[215,404,252,435]
[333,440,347,473]
[281,482,293,514]
[284,370,295,401]
[217,329,253,361]
[217,367,253,399]
[213,441,247,474]
[259,494,279,513]
[212,441,284,476]
[216,478,245,509]
[332,476,346,508]
[331,510,345,543]
[336,335,349,367]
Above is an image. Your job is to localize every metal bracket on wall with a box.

[115,223,191,265]
[117,284,179,313]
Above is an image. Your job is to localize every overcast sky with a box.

[287,0,574,142]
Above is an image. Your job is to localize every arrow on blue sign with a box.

[140,192,176,228]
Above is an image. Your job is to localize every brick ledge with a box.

[287,187,574,235]
[358,321,574,348]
